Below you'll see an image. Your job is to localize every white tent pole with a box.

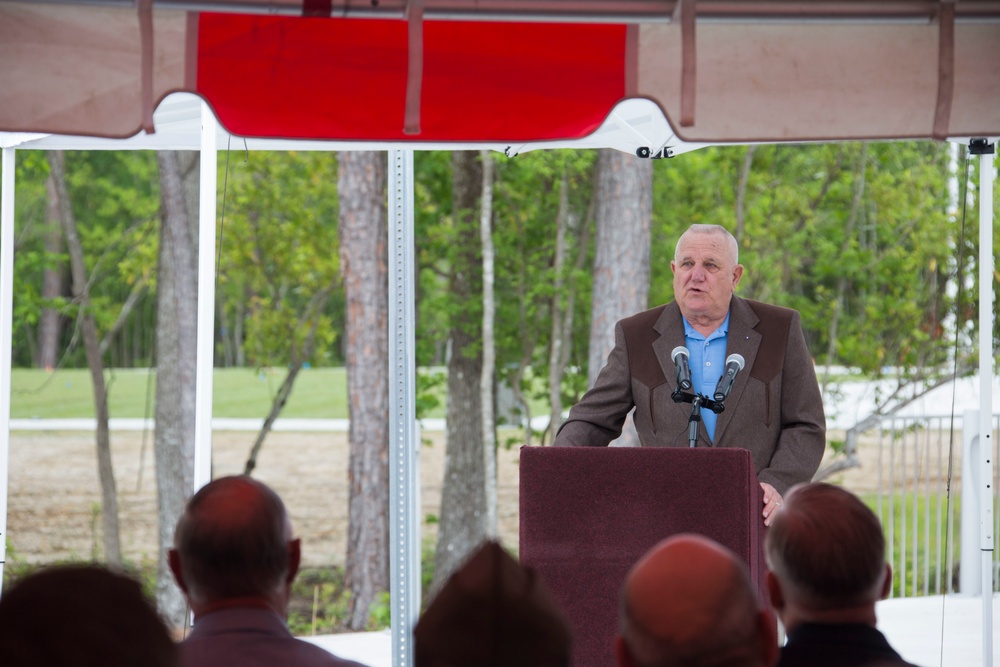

[388,149,419,667]
[976,140,996,667]
[0,148,15,594]
[193,102,218,493]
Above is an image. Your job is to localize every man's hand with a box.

[761,482,783,527]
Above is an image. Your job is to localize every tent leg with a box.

[388,149,419,667]
[0,148,14,595]
[974,139,996,667]
[193,102,218,493]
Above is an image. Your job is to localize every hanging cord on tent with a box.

[216,137,230,285]
[939,146,973,666]
[216,136,249,283]
[178,136,245,641]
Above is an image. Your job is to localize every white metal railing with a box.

[873,414,1000,598]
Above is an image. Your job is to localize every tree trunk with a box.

[244,288,332,475]
[433,151,486,590]
[734,145,757,245]
[338,151,390,630]
[821,143,867,395]
[38,171,65,370]
[479,150,497,536]
[547,173,593,443]
[589,150,652,447]
[47,150,122,567]
[153,150,199,628]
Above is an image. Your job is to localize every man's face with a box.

[671,232,743,323]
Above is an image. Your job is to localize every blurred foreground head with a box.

[0,564,178,667]
[765,482,891,627]
[169,475,300,616]
[414,540,572,667]
[617,533,777,667]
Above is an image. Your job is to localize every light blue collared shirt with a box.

[683,313,730,442]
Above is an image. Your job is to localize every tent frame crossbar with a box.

[6,0,1000,23]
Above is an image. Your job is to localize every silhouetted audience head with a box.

[765,482,891,626]
[169,475,300,616]
[0,564,178,667]
[616,533,777,667]
[414,540,572,667]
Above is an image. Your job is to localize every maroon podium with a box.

[519,446,767,667]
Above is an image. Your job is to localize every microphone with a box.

[713,353,745,402]
[671,346,692,391]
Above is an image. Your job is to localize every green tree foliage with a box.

[9,151,52,367]
[652,142,968,379]
[10,140,995,403]
[413,149,596,433]
[216,151,343,368]
[491,150,595,424]
[11,150,160,370]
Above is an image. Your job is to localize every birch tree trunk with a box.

[589,150,652,447]
[479,150,497,536]
[433,151,486,590]
[38,171,65,369]
[47,149,122,567]
[338,151,390,630]
[153,150,199,628]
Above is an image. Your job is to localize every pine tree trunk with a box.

[433,151,486,590]
[589,150,652,447]
[153,150,199,628]
[48,149,122,567]
[338,151,390,630]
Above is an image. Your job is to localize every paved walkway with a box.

[878,594,1000,667]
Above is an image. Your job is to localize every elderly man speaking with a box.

[554,223,825,525]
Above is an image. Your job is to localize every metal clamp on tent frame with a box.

[969,138,995,155]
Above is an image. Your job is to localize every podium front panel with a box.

[519,446,765,667]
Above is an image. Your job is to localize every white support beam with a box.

[976,141,996,667]
[193,102,218,493]
[0,148,14,594]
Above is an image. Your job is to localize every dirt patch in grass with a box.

[5,428,524,568]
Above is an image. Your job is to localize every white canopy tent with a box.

[1,3,999,666]
[0,92,710,666]
[2,102,997,667]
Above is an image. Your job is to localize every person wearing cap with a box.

[553,223,825,525]
[169,475,368,667]
[616,533,778,667]
[414,539,572,667]
[765,483,919,667]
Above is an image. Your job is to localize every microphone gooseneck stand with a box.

[671,388,725,448]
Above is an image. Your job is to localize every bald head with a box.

[171,476,297,609]
[674,224,739,265]
[617,534,774,667]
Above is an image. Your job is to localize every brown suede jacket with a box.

[554,295,826,495]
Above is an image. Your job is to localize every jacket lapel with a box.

[652,302,701,441]
[713,295,761,445]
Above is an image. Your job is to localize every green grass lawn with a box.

[9,367,556,423]
[10,367,358,419]
[861,491,968,598]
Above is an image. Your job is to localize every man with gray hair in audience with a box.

[765,482,920,667]
[169,475,368,667]
[616,533,778,667]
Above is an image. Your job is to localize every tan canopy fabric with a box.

[1,1,998,145]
